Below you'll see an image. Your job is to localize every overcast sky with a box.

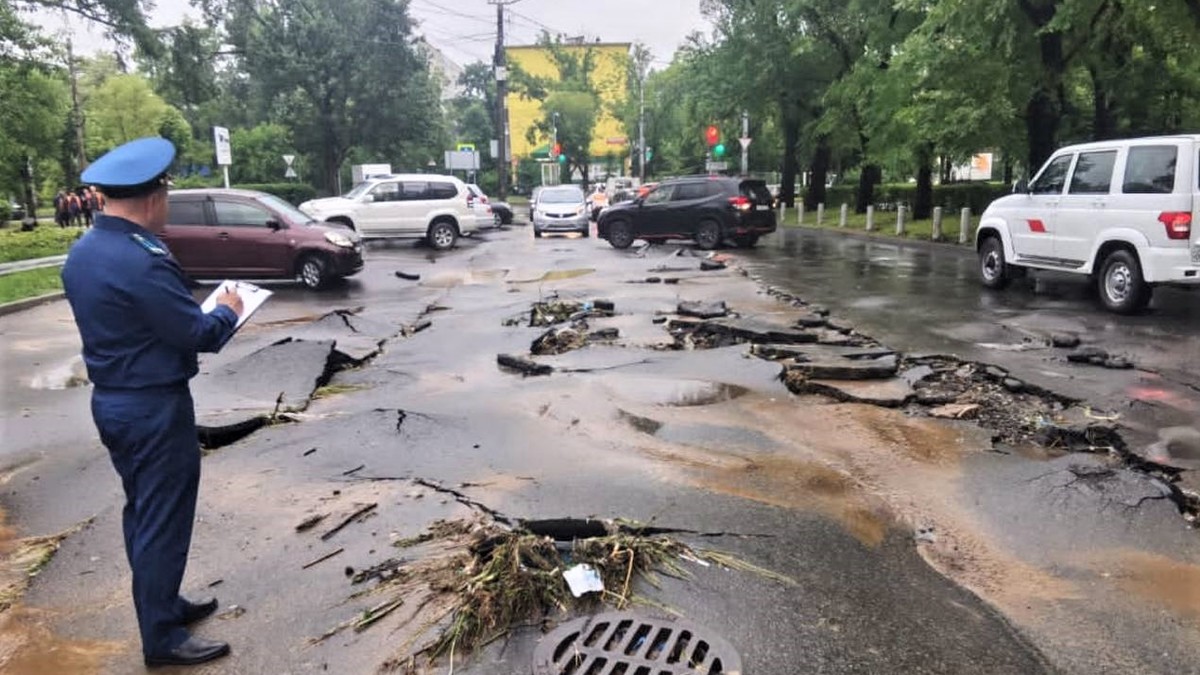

[37,0,711,70]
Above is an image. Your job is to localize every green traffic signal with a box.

[558,154,567,163]
[713,143,726,158]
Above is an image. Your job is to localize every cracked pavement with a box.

[0,227,1197,674]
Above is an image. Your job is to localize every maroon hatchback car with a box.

[162,189,364,289]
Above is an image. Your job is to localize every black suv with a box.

[596,177,776,249]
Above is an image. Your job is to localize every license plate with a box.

[756,204,769,211]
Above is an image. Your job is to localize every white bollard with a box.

[932,207,943,240]
[798,203,805,226]
[896,205,906,236]
[780,204,787,224]
[959,208,972,244]
[839,203,848,228]
[866,205,875,232]
[817,203,825,227]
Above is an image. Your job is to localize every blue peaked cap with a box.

[82,137,176,187]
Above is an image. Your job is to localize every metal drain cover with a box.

[532,611,742,675]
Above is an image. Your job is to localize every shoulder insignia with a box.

[129,233,167,256]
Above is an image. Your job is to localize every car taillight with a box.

[728,195,752,211]
[1159,211,1192,240]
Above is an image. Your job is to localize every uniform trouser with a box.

[91,384,200,656]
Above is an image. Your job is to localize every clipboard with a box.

[200,280,272,331]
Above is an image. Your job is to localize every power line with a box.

[411,0,494,27]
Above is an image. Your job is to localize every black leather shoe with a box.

[180,596,219,624]
[145,635,231,667]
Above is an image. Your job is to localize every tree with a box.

[219,0,444,194]
[228,123,291,184]
[84,74,172,155]
[0,64,68,207]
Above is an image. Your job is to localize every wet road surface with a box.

[0,226,1196,674]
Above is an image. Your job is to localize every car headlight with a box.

[575,205,586,215]
[325,231,355,248]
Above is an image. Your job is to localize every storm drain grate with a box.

[532,611,742,675]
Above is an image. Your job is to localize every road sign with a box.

[445,150,481,171]
[706,161,728,172]
[282,154,295,166]
[739,137,752,150]
[285,167,297,179]
[456,143,476,152]
[213,126,232,165]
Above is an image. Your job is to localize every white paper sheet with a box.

[200,280,272,331]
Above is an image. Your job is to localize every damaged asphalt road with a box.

[1,227,1197,674]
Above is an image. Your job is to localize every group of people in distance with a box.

[54,186,105,228]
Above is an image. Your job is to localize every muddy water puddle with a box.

[0,608,120,675]
[509,268,596,284]
[1111,551,1200,621]
[604,377,750,407]
[27,357,89,390]
[419,269,511,288]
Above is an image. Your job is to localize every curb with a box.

[0,255,68,276]
[784,224,978,256]
[0,291,66,318]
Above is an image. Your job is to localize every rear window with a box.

[168,200,207,225]
[740,182,773,204]
[1123,146,1177,194]
[427,182,459,200]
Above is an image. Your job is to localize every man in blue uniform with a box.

[62,137,244,668]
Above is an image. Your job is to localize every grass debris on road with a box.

[327,517,794,672]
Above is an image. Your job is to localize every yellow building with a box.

[505,43,631,161]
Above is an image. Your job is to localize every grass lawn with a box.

[778,205,978,244]
[0,266,63,304]
[0,225,82,263]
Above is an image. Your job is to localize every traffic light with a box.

[645,146,653,161]
[551,142,562,158]
[705,125,719,146]
[558,153,567,164]
[713,143,726,158]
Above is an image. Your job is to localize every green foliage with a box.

[85,74,187,157]
[0,265,63,304]
[0,224,82,262]
[234,183,316,205]
[825,182,1011,215]
[221,0,445,193]
[229,124,295,184]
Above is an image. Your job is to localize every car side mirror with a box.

[267,219,284,230]
[1013,179,1029,194]
[362,194,375,203]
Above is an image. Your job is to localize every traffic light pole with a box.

[741,111,749,176]
[637,75,645,183]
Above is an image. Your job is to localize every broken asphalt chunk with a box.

[786,375,914,407]
[699,259,727,271]
[394,270,420,281]
[677,301,729,319]
[1050,333,1081,348]
[497,354,554,376]
[785,355,899,381]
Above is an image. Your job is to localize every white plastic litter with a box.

[563,564,605,597]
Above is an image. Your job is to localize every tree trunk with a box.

[856,164,879,214]
[1003,158,1013,185]
[914,143,934,220]
[804,136,831,211]
[779,114,801,208]
[1024,25,1066,172]
[1089,66,1117,140]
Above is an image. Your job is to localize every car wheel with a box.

[493,212,502,228]
[978,236,1012,290]
[428,220,457,251]
[1098,249,1152,314]
[533,228,543,238]
[607,220,634,249]
[581,225,590,238]
[501,211,513,225]
[694,220,721,250]
[298,254,328,290]
[733,234,759,248]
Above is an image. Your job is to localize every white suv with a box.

[299,174,475,250]
[977,135,1200,313]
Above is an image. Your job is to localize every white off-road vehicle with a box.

[976,135,1199,313]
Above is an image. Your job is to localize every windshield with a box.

[540,188,584,204]
[343,182,372,199]
[258,194,317,224]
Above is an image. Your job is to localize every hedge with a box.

[234,183,318,205]
[823,182,1011,215]
[171,177,318,206]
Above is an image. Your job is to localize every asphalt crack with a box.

[412,478,512,525]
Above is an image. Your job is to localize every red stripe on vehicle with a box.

[1027,219,1046,233]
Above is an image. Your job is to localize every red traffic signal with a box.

[552,142,562,157]
[705,125,719,146]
